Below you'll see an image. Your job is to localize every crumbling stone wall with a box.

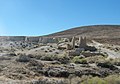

[26,37,39,42]
[41,37,58,44]
[79,37,87,48]
[8,36,26,41]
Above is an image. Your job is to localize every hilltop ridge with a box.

[45,25,120,38]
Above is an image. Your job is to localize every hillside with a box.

[45,25,120,38]
[0,25,120,83]
[0,25,120,45]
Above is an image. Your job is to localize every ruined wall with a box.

[26,37,39,42]
[0,36,26,41]
[79,37,87,48]
[0,36,59,43]
[41,37,58,43]
[8,36,26,41]
[0,36,9,41]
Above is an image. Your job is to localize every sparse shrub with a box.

[56,54,70,64]
[52,48,55,51]
[32,78,69,84]
[85,56,106,63]
[81,77,107,84]
[102,52,108,58]
[105,75,120,84]
[7,52,17,56]
[50,45,53,47]
[40,55,53,61]
[55,52,59,54]
[0,56,11,60]
[49,50,52,52]
[72,56,87,64]
[6,73,25,80]
[27,59,44,68]
[27,54,42,59]
[108,58,120,66]
[81,75,120,84]
[44,50,48,53]
[27,54,34,58]
[40,54,70,64]
[97,61,118,70]
[41,48,44,50]
[16,54,30,62]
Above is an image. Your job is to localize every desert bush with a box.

[27,54,42,60]
[97,61,118,70]
[40,54,70,64]
[0,56,11,60]
[44,50,48,53]
[7,52,17,56]
[108,58,120,66]
[16,54,30,62]
[85,56,106,63]
[32,78,69,84]
[27,60,44,74]
[49,50,53,52]
[56,54,70,64]
[6,73,26,80]
[72,56,87,64]
[81,75,120,84]
[105,75,120,84]
[41,48,44,50]
[40,54,55,61]
[81,77,107,84]
[55,51,59,54]
[27,59,44,67]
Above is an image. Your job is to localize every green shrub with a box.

[81,77,107,84]
[85,56,106,63]
[105,75,120,84]
[40,54,54,61]
[108,58,120,66]
[81,75,120,84]
[40,54,70,64]
[27,54,42,60]
[56,54,70,64]
[72,56,87,64]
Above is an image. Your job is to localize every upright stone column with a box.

[79,36,87,48]
[71,36,75,49]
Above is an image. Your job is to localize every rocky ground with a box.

[0,39,120,84]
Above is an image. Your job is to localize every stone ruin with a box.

[66,36,87,50]
[78,37,87,48]
[64,36,98,56]
[0,36,59,43]
[65,36,87,56]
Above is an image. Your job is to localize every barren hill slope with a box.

[0,25,120,45]
[45,25,120,38]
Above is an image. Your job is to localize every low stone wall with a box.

[0,36,26,41]
[0,36,59,43]
[40,37,59,43]
[26,37,39,42]
[8,36,26,41]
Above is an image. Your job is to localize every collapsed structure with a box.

[57,36,98,56]
[65,36,87,50]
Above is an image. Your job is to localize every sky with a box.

[0,0,120,36]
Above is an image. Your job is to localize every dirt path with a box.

[90,40,120,58]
